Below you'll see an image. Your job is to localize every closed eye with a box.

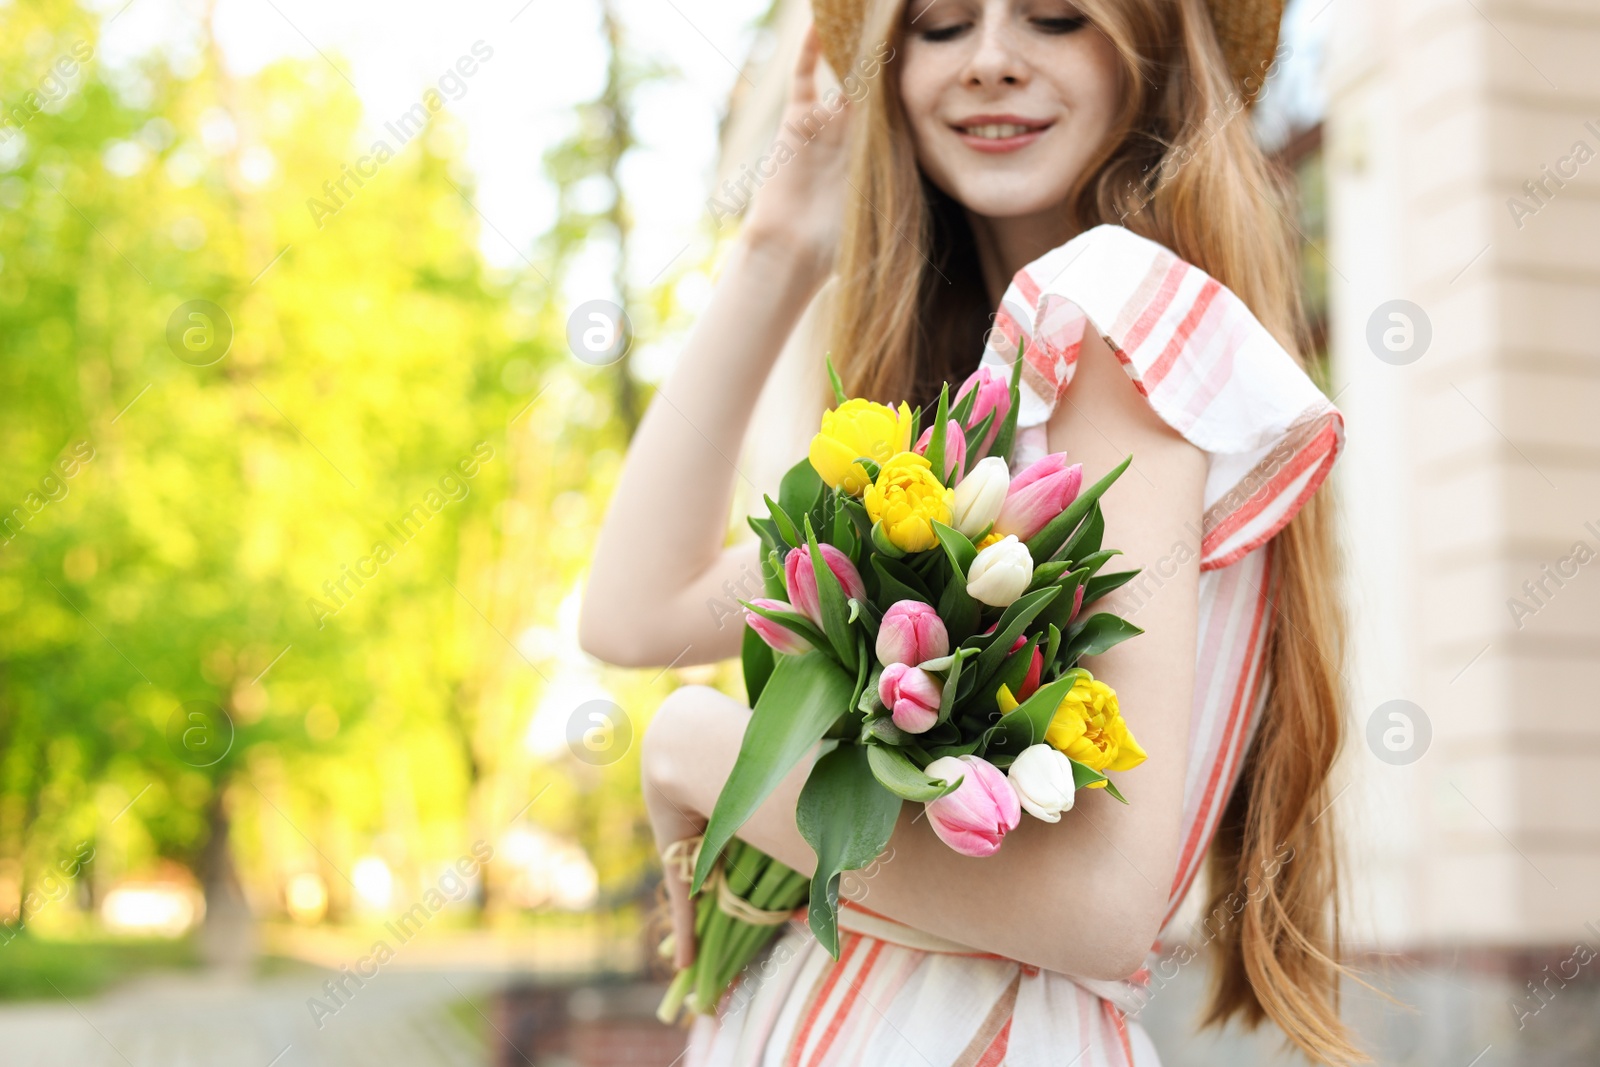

[913,15,1088,43]
[917,21,972,43]
[1032,15,1089,34]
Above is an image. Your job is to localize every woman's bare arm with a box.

[579,30,851,669]
[645,328,1206,980]
[577,239,820,669]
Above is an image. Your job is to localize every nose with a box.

[961,7,1030,88]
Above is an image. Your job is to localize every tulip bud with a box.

[784,544,867,627]
[966,535,1033,607]
[878,663,942,734]
[923,755,1021,857]
[913,420,967,485]
[876,600,950,667]
[972,620,1049,703]
[954,366,1012,458]
[1008,744,1077,823]
[1067,583,1085,625]
[950,457,1009,539]
[742,598,813,656]
[994,453,1083,541]
[1009,635,1043,701]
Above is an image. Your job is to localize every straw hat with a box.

[813,0,1286,104]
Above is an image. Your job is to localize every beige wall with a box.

[1326,0,1600,948]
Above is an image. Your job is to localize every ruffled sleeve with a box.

[981,224,1345,572]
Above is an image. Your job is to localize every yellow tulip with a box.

[996,674,1146,785]
[864,452,954,554]
[808,399,913,496]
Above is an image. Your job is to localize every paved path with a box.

[0,970,503,1067]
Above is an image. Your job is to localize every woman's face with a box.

[897,0,1123,221]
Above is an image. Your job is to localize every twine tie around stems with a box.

[661,835,793,927]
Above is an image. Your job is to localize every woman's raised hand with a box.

[740,24,859,286]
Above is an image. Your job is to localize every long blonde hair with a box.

[827,1,1367,1062]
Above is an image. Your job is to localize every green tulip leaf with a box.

[764,494,800,548]
[1084,568,1141,606]
[1027,560,1074,592]
[1041,623,1063,676]
[935,646,978,725]
[780,457,824,521]
[925,383,951,488]
[847,633,871,721]
[742,625,775,705]
[936,567,981,645]
[1036,567,1089,633]
[866,743,960,802]
[1062,612,1144,664]
[825,355,848,407]
[872,555,932,604]
[797,743,903,959]
[763,548,788,600]
[969,586,1060,695]
[833,506,859,559]
[1070,759,1129,805]
[861,714,907,746]
[961,408,996,471]
[1071,548,1122,577]
[1058,502,1105,565]
[985,669,1086,755]
[692,651,857,894]
[949,376,979,427]
[932,520,977,579]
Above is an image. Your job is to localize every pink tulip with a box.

[1068,583,1085,625]
[994,453,1083,541]
[879,663,942,734]
[913,420,967,484]
[923,755,1021,857]
[784,544,867,627]
[954,366,1012,458]
[743,598,813,655]
[876,600,950,667]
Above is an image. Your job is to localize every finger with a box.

[792,22,821,106]
[667,874,698,969]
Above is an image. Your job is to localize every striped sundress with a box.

[687,224,1347,1067]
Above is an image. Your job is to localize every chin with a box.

[935,173,1077,221]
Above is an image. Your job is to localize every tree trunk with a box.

[198,780,256,972]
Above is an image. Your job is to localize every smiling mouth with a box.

[954,122,1051,139]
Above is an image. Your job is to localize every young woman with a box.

[581,0,1363,1062]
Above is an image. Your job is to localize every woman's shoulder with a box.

[988,224,1345,571]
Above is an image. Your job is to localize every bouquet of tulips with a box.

[656,355,1149,1022]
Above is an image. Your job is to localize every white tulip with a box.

[950,456,1009,539]
[966,535,1033,607]
[1008,744,1076,822]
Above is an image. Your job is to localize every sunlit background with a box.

[5,0,1598,1063]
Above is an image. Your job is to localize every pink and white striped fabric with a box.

[685,225,1345,1067]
